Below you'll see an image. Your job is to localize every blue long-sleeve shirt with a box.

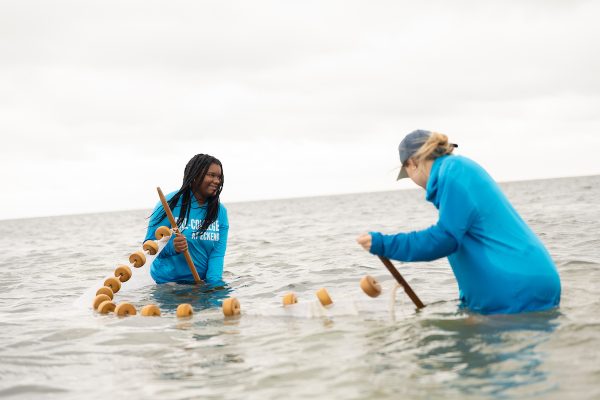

[144,191,229,285]
[370,155,561,314]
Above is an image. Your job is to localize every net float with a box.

[282,292,298,306]
[95,286,113,300]
[115,302,137,317]
[140,304,161,316]
[360,275,382,298]
[114,265,132,282]
[222,297,241,317]
[176,303,193,318]
[93,294,112,310]
[97,300,116,314]
[316,288,333,307]
[103,277,122,294]
[154,226,172,240]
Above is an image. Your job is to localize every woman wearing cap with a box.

[145,153,229,286]
[357,130,561,314]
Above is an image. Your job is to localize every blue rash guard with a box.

[369,155,561,315]
[144,191,229,285]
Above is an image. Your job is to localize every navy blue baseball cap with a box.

[397,130,431,180]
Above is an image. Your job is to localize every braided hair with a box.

[150,154,224,236]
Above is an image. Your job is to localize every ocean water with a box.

[0,175,599,400]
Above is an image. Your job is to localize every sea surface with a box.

[1,175,599,400]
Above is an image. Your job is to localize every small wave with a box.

[560,260,599,267]
[0,385,68,397]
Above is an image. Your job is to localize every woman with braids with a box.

[145,154,228,285]
[357,130,561,314]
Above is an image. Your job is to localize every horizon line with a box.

[1,172,598,222]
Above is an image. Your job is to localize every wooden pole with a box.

[157,187,203,284]
[378,256,425,309]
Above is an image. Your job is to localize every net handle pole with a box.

[378,256,425,309]
[157,187,203,284]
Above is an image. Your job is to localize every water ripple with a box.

[0,176,599,399]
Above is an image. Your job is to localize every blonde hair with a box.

[410,132,456,172]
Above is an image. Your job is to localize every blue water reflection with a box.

[148,282,233,313]
[415,309,561,397]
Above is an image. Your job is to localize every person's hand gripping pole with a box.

[157,187,203,284]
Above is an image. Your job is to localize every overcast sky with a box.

[1,0,599,220]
